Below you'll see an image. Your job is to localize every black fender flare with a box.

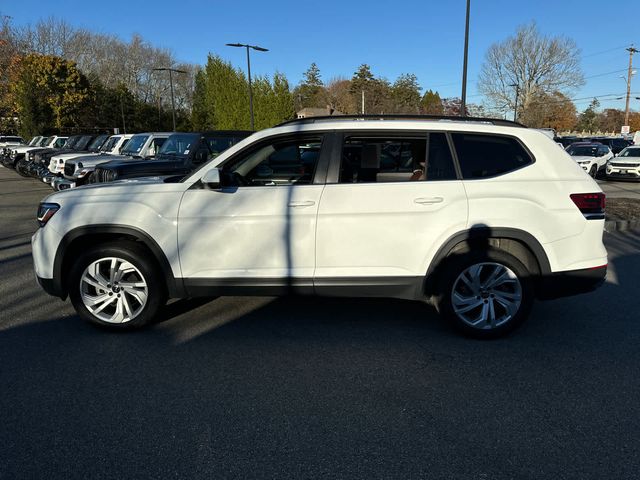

[423,227,551,294]
[52,224,185,299]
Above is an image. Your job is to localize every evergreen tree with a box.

[420,89,444,115]
[391,73,421,113]
[575,98,600,133]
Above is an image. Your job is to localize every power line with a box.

[583,68,628,80]
[581,45,630,59]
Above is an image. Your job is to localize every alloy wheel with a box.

[451,262,522,330]
[79,257,148,323]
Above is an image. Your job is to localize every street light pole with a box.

[226,43,269,131]
[460,0,471,117]
[153,67,187,131]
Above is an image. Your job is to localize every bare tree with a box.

[478,22,584,119]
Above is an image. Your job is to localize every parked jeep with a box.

[48,134,110,175]
[3,136,67,169]
[64,133,169,187]
[23,135,93,178]
[92,131,250,183]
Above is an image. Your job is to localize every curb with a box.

[605,219,640,232]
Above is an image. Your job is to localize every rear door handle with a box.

[288,200,316,208]
[414,196,444,205]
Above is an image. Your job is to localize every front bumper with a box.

[606,170,640,181]
[536,265,607,300]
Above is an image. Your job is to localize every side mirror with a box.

[202,168,221,189]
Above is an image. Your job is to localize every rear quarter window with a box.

[452,133,533,179]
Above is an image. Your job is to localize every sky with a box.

[3,0,639,112]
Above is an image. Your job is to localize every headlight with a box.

[77,168,91,177]
[36,202,60,227]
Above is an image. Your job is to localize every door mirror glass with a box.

[202,168,221,189]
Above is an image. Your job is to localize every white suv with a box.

[32,116,608,338]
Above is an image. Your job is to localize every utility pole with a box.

[120,93,126,134]
[153,67,187,131]
[460,0,471,117]
[624,45,638,127]
[361,90,365,114]
[509,83,520,122]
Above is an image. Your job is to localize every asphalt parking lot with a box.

[1,166,639,479]
[597,177,640,199]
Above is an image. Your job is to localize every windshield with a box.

[158,134,198,157]
[619,148,640,158]
[121,135,149,155]
[568,146,598,156]
[63,136,80,149]
[88,135,109,152]
[28,137,40,146]
[73,136,93,150]
[40,137,50,146]
[100,136,120,153]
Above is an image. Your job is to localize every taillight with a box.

[570,192,605,219]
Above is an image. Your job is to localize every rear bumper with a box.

[536,265,607,300]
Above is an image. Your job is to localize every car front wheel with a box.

[436,249,534,338]
[68,242,166,329]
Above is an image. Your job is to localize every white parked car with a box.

[32,116,608,338]
[606,146,640,181]
[566,142,613,178]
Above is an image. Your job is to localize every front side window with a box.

[224,136,322,186]
[339,133,456,183]
[452,133,533,179]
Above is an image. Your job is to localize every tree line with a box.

[1,14,638,137]
[0,14,192,137]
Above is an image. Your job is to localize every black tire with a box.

[68,241,167,330]
[589,165,597,178]
[15,160,30,177]
[435,248,534,339]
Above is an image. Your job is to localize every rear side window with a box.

[339,133,456,183]
[452,133,533,179]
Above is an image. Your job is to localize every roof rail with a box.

[277,114,526,128]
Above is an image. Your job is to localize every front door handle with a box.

[414,196,444,205]
[288,200,316,208]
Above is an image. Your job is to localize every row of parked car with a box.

[1,130,251,189]
[559,136,640,181]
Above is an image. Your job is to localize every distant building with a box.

[296,107,344,119]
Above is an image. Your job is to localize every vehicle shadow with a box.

[0,232,639,478]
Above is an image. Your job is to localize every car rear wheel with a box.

[436,249,534,339]
[68,242,166,329]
